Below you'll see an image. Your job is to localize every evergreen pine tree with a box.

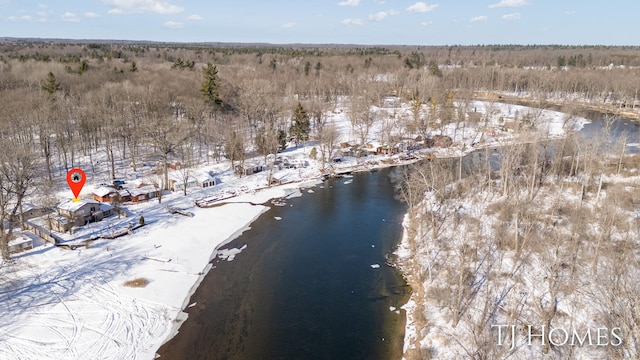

[42,72,61,96]
[304,61,311,76]
[78,60,89,74]
[290,103,310,145]
[200,63,222,108]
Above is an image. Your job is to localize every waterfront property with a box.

[49,199,115,233]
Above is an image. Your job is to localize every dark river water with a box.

[158,169,410,360]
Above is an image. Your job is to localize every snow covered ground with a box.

[0,99,589,359]
[396,175,640,359]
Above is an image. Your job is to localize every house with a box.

[93,186,119,203]
[235,163,265,176]
[195,171,217,188]
[169,176,199,192]
[50,199,115,233]
[92,187,132,203]
[425,135,453,148]
[118,189,132,202]
[128,185,157,203]
[20,203,50,220]
[376,145,399,155]
[155,160,182,171]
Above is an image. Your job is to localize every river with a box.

[158,169,411,360]
[158,110,639,360]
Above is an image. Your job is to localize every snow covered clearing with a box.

[0,98,590,359]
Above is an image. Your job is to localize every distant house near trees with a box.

[235,163,265,176]
[170,171,218,192]
[425,135,453,148]
[170,176,198,193]
[93,185,157,203]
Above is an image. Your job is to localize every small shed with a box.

[8,235,33,254]
[20,203,49,220]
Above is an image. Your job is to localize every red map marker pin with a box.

[66,168,86,202]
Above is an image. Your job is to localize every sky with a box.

[0,0,638,46]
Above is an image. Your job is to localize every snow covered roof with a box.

[169,174,197,185]
[52,215,70,224]
[93,186,117,197]
[128,185,156,197]
[99,203,113,212]
[195,172,216,183]
[58,199,100,212]
[21,203,40,212]
[118,189,131,197]
[8,235,32,247]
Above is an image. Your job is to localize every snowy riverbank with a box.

[392,111,639,359]
[0,181,316,360]
[0,99,590,359]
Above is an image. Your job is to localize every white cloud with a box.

[470,15,488,23]
[368,11,387,21]
[406,2,438,13]
[489,0,530,8]
[103,0,184,15]
[420,21,433,26]
[338,0,359,6]
[9,15,33,21]
[368,9,398,21]
[36,11,49,17]
[564,10,576,15]
[61,12,80,22]
[162,20,183,28]
[281,22,296,28]
[85,12,101,18]
[186,14,203,21]
[341,18,364,25]
[502,12,521,20]
[38,3,47,9]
